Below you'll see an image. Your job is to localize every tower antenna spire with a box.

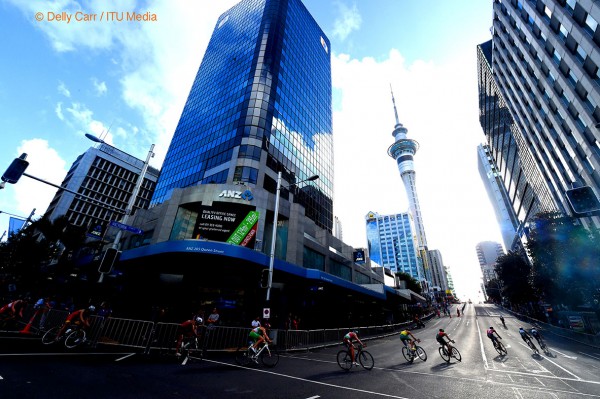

[390,84,400,126]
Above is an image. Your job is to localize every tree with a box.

[484,278,502,303]
[395,272,423,295]
[494,251,535,306]
[526,212,600,308]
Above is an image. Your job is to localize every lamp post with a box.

[85,134,155,282]
[266,171,319,302]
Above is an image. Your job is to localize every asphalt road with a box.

[1,304,599,399]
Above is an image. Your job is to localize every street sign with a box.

[110,220,143,235]
[263,307,270,319]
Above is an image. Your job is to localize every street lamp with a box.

[266,171,319,302]
[85,134,155,282]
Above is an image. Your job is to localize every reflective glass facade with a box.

[152,0,333,231]
[365,211,421,279]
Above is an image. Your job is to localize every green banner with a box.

[226,211,260,245]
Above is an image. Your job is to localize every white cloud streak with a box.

[332,2,361,41]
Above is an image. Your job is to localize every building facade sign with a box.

[193,202,258,247]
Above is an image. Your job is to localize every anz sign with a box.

[219,189,254,201]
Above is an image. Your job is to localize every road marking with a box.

[0,352,132,357]
[0,375,3,380]
[305,396,320,399]
[515,342,582,381]
[475,319,489,368]
[535,377,546,386]
[512,387,524,399]
[579,352,600,361]
[551,347,578,359]
[115,353,135,362]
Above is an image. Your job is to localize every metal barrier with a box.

[5,306,437,353]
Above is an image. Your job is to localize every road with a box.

[1,304,599,398]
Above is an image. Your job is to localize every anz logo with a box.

[219,189,254,201]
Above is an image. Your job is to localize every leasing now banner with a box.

[193,202,259,247]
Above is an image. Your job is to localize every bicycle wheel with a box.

[439,347,450,362]
[495,341,507,355]
[235,346,252,366]
[64,329,86,349]
[415,346,427,361]
[358,350,374,370]
[259,345,279,368]
[337,350,352,371]
[401,346,413,362]
[41,326,60,345]
[450,347,462,362]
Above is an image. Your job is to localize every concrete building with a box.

[478,0,600,244]
[476,241,505,284]
[44,143,159,238]
[428,249,449,300]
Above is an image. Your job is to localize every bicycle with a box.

[179,335,204,365]
[337,343,374,371]
[402,342,427,363]
[492,338,507,355]
[235,341,279,368]
[41,324,87,349]
[525,338,539,354]
[438,341,461,363]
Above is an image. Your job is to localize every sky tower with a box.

[387,87,429,252]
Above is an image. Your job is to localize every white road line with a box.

[209,359,412,399]
[579,352,600,361]
[535,377,546,387]
[475,319,489,369]
[305,396,320,399]
[516,342,582,381]
[0,375,3,380]
[115,353,135,362]
[512,387,524,399]
[0,352,132,357]
[551,347,578,359]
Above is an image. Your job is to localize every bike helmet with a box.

[195,316,203,324]
[519,327,524,331]
[439,328,444,332]
[489,326,494,329]
[88,305,96,312]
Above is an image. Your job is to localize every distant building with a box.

[44,143,159,238]
[477,144,520,251]
[365,211,422,279]
[428,249,448,295]
[476,241,505,284]
[333,216,343,240]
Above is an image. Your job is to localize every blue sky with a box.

[0,0,497,300]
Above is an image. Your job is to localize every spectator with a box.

[207,308,220,328]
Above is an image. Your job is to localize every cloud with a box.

[11,139,68,217]
[332,2,362,41]
[55,102,65,121]
[59,101,112,142]
[92,78,107,96]
[57,82,71,97]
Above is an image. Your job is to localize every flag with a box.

[9,217,26,235]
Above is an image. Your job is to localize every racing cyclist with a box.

[486,326,502,348]
[435,328,455,355]
[343,330,365,366]
[530,328,545,348]
[399,329,420,351]
[518,327,536,349]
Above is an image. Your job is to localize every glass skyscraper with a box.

[365,211,422,279]
[151,0,333,231]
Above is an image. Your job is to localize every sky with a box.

[0,0,500,302]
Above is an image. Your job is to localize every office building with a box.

[365,211,422,279]
[428,249,448,294]
[44,144,159,238]
[476,240,505,284]
[477,143,521,250]
[481,0,600,234]
[151,0,333,233]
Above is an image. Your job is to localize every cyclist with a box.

[486,326,502,347]
[399,328,420,351]
[435,328,455,354]
[530,328,545,348]
[499,315,506,328]
[343,330,365,366]
[518,327,536,348]
[249,325,272,353]
[175,316,203,356]
[0,298,28,320]
[55,305,95,341]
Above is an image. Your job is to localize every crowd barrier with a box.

[4,306,435,354]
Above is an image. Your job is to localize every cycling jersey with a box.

[531,330,540,338]
[486,329,496,337]
[399,330,411,340]
[436,332,447,343]
[344,332,358,341]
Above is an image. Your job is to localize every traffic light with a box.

[260,269,270,288]
[1,153,29,184]
[565,186,600,215]
[98,248,121,274]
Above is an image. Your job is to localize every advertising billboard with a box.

[193,202,259,248]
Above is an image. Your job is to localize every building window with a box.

[233,166,258,184]
[576,45,587,63]
[553,49,562,65]
[566,0,575,14]
[558,24,568,41]
[303,246,324,270]
[544,6,552,22]
[585,13,598,37]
